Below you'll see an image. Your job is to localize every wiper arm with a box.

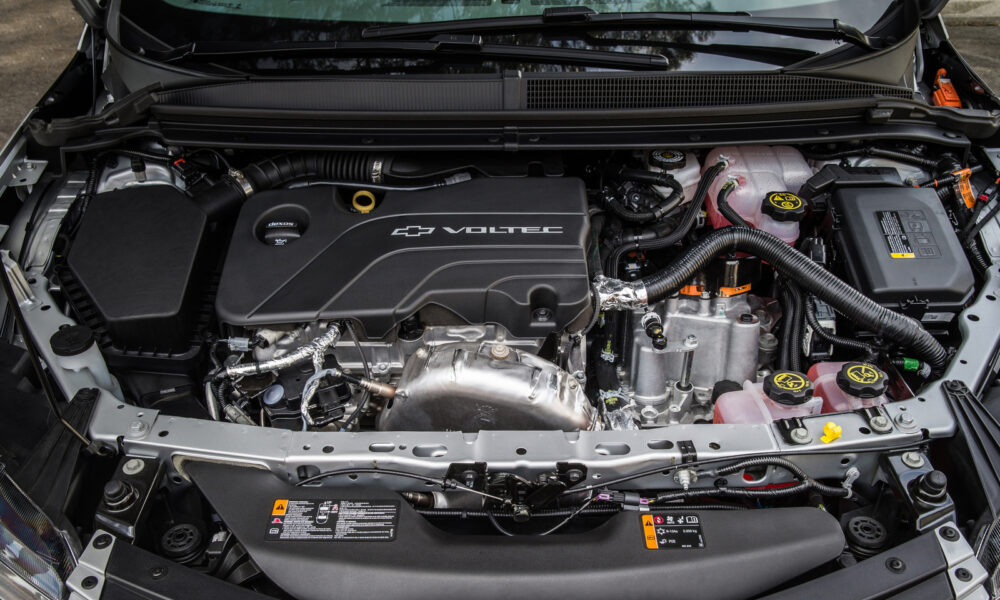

[145,35,669,70]
[362,7,876,50]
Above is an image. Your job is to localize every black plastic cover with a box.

[216,178,592,338]
[831,187,974,319]
[187,462,845,600]
[66,187,207,350]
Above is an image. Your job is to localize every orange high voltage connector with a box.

[932,68,962,108]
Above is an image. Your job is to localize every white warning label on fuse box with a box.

[265,499,399,542]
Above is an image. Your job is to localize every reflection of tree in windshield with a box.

[127,0,720,74]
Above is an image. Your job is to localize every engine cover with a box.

[216,178,591,337]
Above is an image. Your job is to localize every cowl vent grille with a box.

[525,74,914,110]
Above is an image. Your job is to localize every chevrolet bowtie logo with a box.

[391,225,435,238]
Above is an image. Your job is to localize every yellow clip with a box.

[820,422,842,444]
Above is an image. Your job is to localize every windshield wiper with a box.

[145,35,669,70]
[362,7,876,50]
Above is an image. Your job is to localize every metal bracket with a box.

[66,531,116,600]
[1,158,47,187]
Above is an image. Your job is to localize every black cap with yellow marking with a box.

[761,191,808,222]
[763,370,814,406]
[836,362,888,399]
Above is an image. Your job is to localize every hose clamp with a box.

[593,275,649,311]
[227,168,254,198]
[370,158,385,184]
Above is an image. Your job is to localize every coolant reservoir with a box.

[704,146,813,244]
[809,362,889,413]
[647,150,701,205]
[713,371,822,424]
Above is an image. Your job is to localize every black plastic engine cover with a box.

[216,178,592,337]
[188,462,846,600]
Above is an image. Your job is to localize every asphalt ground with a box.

[0,1,998,144]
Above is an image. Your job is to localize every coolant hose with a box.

[716,179,749,229]
[635,227,948,372]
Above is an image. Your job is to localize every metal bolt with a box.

[82,576,99,590]
[92,534,112,549]
[149,566,167,580]
[955,568,973,582]
[641,405,660,423]
[940,527,960,542]
[490,344,511,360]
[415,347,429,359]
[566,469,584,483]
[569,380,578,390]
[901,452,925,469]
[127,420,149,437]
[684,335,698,347]
[673,468,697,491]
[532,308,553,322]
[790,427,812,445]
[895,413,915,427]
[122,458,145,476]
[885,557,906,573]
[870,415,892,433]
[372,362,390,375]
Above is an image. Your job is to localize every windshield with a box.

[119,0,896,76]
[156,0,889,24]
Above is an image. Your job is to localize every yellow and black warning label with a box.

[846,364,882,385]
[272,499,288,516]
[641,514,705,550]
[266,499,399,542]
[772,371,809,392]
[767,192,803,211]
[877,210,942,260]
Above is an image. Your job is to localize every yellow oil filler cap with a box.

[352,190,377,214]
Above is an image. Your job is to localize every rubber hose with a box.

[806,147,938,170]
[636,227,948,372]
[608,161,727,277]
[616,168,684,200]
[716,182,750,228]
[778,285,796,371]
[605,195,660,223]
[805,296,879,360]
[198,153,382,219]
[605,170,684,223]
[788,283,805,373]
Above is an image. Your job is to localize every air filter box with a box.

[830,186,974,322]
[65,187,208,350]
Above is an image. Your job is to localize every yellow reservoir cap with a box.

[352,190,377,214]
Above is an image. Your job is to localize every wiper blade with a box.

[363,7,876,50]
[145,35,668,70]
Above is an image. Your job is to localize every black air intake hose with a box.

[636,227,948,372]
[199,153,383,219]
[243,153,377,190]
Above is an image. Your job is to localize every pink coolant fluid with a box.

[713,371,822,424]
[703,146,813,244]
[808,362,889,413]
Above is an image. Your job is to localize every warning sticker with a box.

[265,499,399,542]
[877,210,941,260]
[641,514,705,549]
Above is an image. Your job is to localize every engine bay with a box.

[6,138,1000,597]
[50,144,983,434]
